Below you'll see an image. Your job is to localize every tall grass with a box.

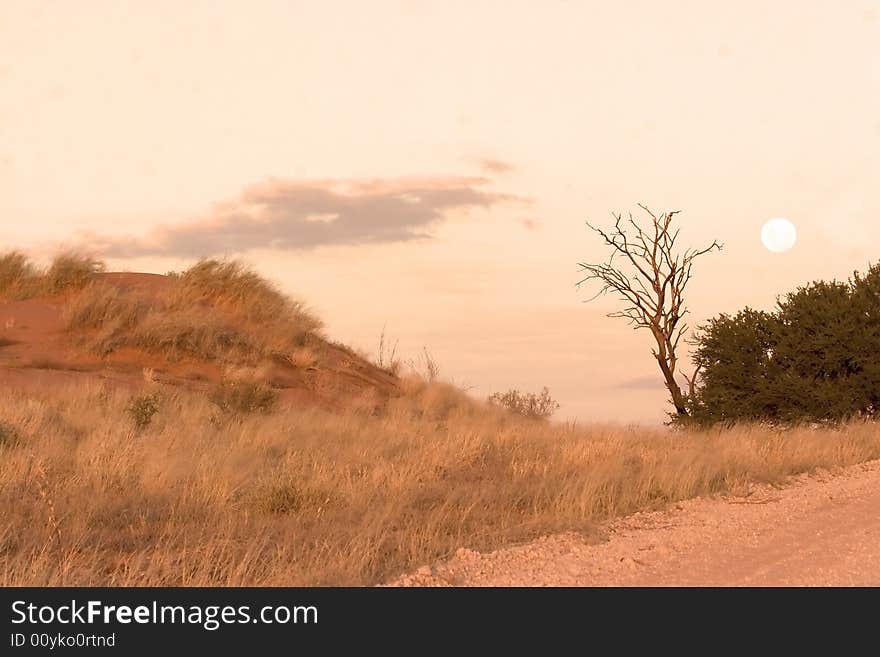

[171,259,322,337]
[44,253,105,294]
[63,258,322,365]
[0,251,38,298]
[1,377,878,586]
[64,280,144,331]
[131,308,257,361]
[0,251,103,299]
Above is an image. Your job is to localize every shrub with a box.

[687,308,779,424]
[407,347,440,382]
[375,326,401,375]
[209,381,279,415]
[690,261,880,425]
[126,393,161,431]
[488,387,560,420]
[45,253,105,294]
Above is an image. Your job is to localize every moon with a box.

[761,218,797,253]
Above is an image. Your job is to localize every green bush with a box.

[688,308,778,423]
[690,262,880,425]
[127,393,162,431]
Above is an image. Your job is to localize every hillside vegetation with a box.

[64,258,322,363]
[3,250,880,585]
[0,251,104,299]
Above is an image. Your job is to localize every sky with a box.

[2,1,878,423]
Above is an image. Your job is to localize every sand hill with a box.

[0,257,398,410]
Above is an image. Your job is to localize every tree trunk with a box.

[651,330,689,416]
[657,356,688,416]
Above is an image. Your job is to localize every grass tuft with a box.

[0,251,105,299]
[0,251,39,299]
[44,253,105,294]
[209,380,279,415]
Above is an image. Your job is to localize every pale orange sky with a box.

[2,1,879,423]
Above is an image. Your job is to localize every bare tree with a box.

[577,205,721,418]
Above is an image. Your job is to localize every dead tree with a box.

[577,205,721,417]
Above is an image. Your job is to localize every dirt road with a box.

[393,460,880,586]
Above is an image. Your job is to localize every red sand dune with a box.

[0,272,398,409]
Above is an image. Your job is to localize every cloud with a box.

[90,176,521,258]
[520,218,540,231]
[468,157,516,175]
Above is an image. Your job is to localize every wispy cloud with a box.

[88,176,522,257]
[468,157,516,175]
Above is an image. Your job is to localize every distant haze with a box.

[2,1,878,423]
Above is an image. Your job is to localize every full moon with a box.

[761,217,797,253]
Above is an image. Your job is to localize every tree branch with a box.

[577,205,721,417]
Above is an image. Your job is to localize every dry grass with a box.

[44,253,105,294]
[0,251,103,300]
[64,280,143,332]
[64,281,146,355]
[208,380,279,415]
[170,259,322,340]
[0,251,38,298]
[1,377,879,586]
[0,421,21,448]
[131,307,257,362]
[175,261,290,316]
[64,258,323,365]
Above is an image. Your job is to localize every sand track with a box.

[392,460,880,586]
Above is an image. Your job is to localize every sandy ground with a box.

[391,459,880,586]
